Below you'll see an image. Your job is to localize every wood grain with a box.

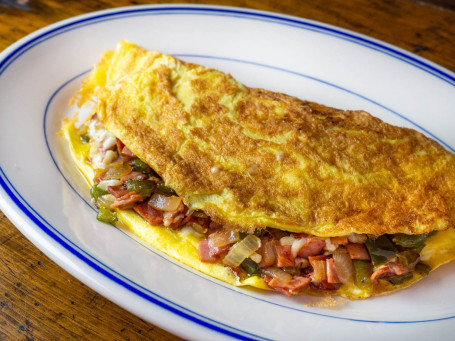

[0,0,454,340]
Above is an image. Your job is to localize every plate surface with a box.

[0,5,454,340]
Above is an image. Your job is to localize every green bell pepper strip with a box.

[96,205,117,224]
[125,179,156,197]
[365,235,398,266]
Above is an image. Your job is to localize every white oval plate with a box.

[0,5,454,340]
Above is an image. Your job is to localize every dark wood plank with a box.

[0,0,454,340]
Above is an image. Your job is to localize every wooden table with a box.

[0,0,454,339]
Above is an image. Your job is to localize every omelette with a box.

[62,40,455,299]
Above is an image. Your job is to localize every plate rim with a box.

[1,4,454,340]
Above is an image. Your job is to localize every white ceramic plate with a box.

[0,5,454,340]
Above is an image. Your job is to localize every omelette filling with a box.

[82,115,434,297]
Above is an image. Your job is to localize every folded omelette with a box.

[62,40,455,299]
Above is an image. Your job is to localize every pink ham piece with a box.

[120,171,148,182]
[370,266,392,283]
[198,240,219,263]
[276,245,295,267]
[345,243,370,260]
[257,239,277,268]
[330,236,348,246]
[197,240,230,262]
[326,258,341,284]
[110,192,146,209]
[117,139,136,159]
[297,238,325,258]
[107,185,129,198]
[265,276,311,297]
[133,202,163,225]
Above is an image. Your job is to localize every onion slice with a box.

[291,238,308,258]
[148,194,182,211]
[332,250,354,283]
[208,230,239,248]
[223,235,261,267]
[262,267,292,283]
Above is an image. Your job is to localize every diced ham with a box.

[258,239,277,268]
[110,192,146,209]
[107,185,129,198]
[209,244,230,258]
[276,245,295,267]
[265,276,311,297]
[326,258,341,284]
[297,238,325,258]
[198,240,219,263]
[388,261,411,276]
[370,266,392,282]
[121,146,136,158]
[121,171,148,182]
[330,236,348,246]
[197,239,230,262]
[117,139,125,152]
[307,254,331,267]
[116,139,136,158]
[163,210,184,227]
[133,202,163,225]
[345,243,370,260]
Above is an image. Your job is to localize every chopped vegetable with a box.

[125,179,156,196]
[262,267,292,283]
[208,230,239,248]
[240,258,260,275]
[397,250,420,269]
[98,179,123,191]
[250,252,262,264]
[291,237,308,258]
[223,235,261,267]
[102,162,133,180]
[391,232,436,251]
[129,158,153,174]
[96,205,117,224]
[80,134,90,143]
[149,194,182,211]
[332,249,354,283]
[353,260,373,291]
[387,272,413,285]
[156,184,177,196]
[347,233,367,244]
[415,262,431,276]
[365,235,398,266]
[90,184,108,202]
[97,193,116,208]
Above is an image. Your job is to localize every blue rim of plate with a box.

[1,5,454,339]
